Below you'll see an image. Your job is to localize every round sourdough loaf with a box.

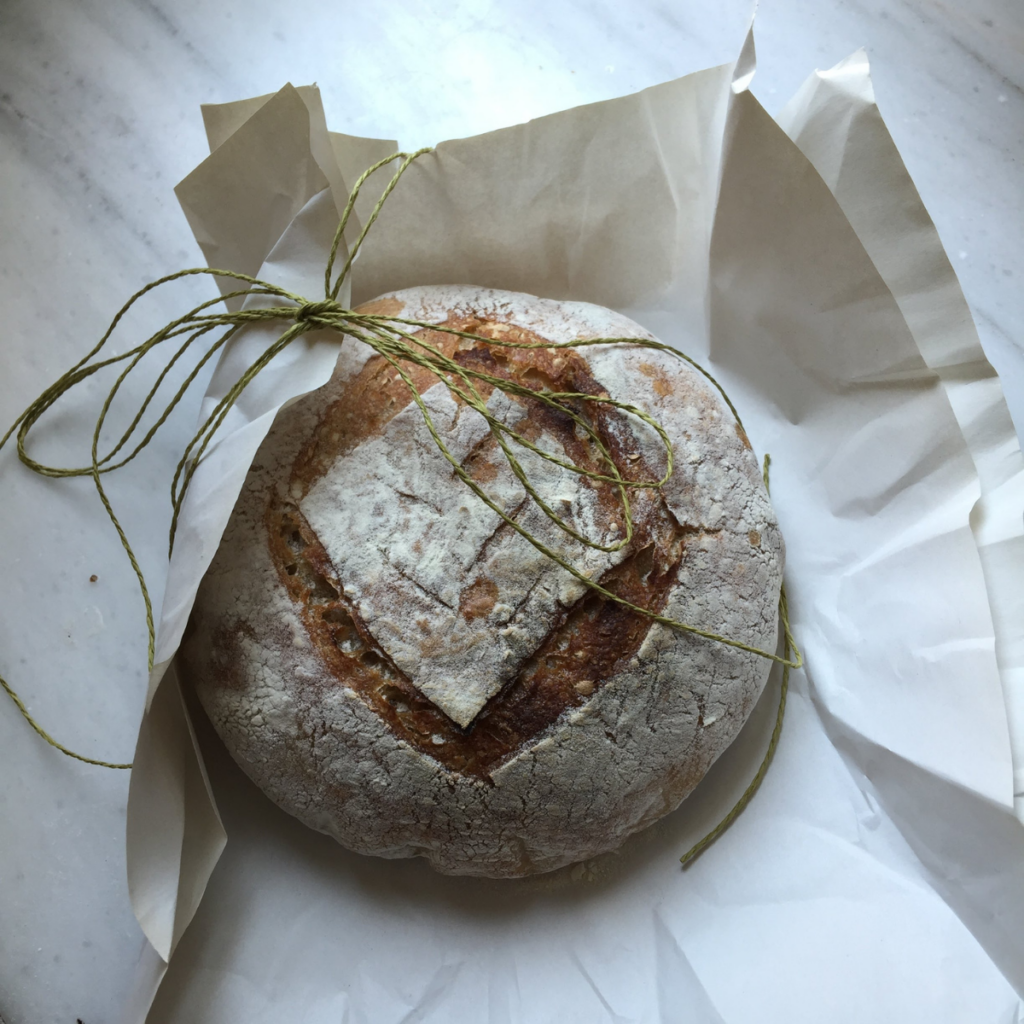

[180,285,783,877]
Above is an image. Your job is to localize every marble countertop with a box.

[0,0,1020,1021]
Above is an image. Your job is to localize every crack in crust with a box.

[263,314,717,777]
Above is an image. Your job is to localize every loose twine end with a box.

[1,147,801,863]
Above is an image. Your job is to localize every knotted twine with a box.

[0,148,801,866]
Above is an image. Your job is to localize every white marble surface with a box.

[0,0,1020,1022]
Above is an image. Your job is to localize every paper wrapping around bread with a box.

[179,284,783,877]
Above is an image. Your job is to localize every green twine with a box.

[679,455,796,867]
[1,147,801,865]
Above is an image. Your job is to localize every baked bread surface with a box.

[181,285,783,877]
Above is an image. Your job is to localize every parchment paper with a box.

[775,50,1024,821]
[124,29,1024,1022]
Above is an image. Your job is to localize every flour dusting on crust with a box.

[181,286,783,877]
[301,382,627,726]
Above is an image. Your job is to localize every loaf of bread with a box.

[180,285,783,877]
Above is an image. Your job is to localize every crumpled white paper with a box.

[123,29,1024,1024]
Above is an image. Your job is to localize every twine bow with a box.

[1,147,800,865]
